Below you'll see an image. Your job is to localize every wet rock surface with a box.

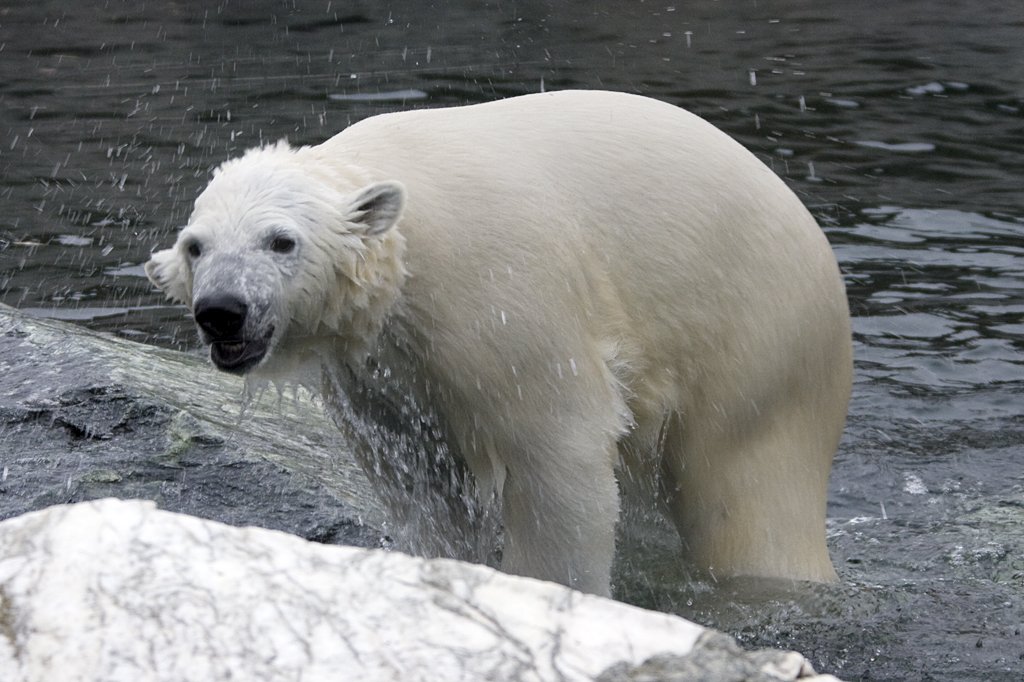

[597,632,832,682]
[0,303,383,547]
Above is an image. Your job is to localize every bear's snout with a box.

[194,294,248,340]
[192,292,272,374]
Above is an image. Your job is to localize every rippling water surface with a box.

[1,2,1022,680]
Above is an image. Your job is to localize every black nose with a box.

[193,294,248,339]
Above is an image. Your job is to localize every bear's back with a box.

[314,90,830,292]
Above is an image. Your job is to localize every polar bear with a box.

[146,90,851,597]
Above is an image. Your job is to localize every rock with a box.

[0,303,384,546]
[0,499,839,682]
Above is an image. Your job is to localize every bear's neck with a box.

[319,228,409,366]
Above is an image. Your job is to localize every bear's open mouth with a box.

[209,327,274,374]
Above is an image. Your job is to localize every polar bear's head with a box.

[145,142,407,377]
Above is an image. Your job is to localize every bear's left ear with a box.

[144,247,190,305]
[343,181,406,237]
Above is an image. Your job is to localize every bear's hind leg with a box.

[662,410,837,583]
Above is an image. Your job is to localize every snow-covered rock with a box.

[0,499,839,681]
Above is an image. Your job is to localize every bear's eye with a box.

[270,235,296,254]
[186,241,202,259]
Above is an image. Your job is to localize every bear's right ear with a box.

[343,181,406,237]
[144,248,190,305]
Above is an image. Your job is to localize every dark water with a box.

[1,2,1022,680]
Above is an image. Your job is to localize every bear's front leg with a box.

[498,430,621,597]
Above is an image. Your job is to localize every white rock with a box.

[0,499,838,681]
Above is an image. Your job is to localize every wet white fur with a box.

[147,90,852,596]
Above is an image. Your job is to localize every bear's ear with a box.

[144,247,190,305]
[343,181,406,237]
